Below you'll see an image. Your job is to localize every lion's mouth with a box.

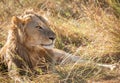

[41,43,53,46]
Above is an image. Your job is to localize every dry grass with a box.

[0,0,120,83]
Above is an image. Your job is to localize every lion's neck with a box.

[5,28,33,68]
[4,28,53,69]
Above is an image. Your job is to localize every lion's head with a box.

[11,12,56,49]
[0,11,57,75]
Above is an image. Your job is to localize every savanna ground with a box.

[0,0,120,83]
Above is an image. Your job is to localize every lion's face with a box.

[12,13,56,49]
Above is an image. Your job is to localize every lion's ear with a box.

[12,16,24,28]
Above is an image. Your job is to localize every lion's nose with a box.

[49,36,56,41]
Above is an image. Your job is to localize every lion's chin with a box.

[42,44,54,49]
[30,43,54,49]
[41,42,55,49]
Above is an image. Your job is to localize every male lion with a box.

[0,11,115,82]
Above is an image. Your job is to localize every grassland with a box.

[0,0,120,83]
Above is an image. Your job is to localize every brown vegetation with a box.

[0,0,120,83]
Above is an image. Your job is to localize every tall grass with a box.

[0,0,120,83]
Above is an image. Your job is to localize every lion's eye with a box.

[35,26,43,30]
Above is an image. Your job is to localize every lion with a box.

[0,11,116,82]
